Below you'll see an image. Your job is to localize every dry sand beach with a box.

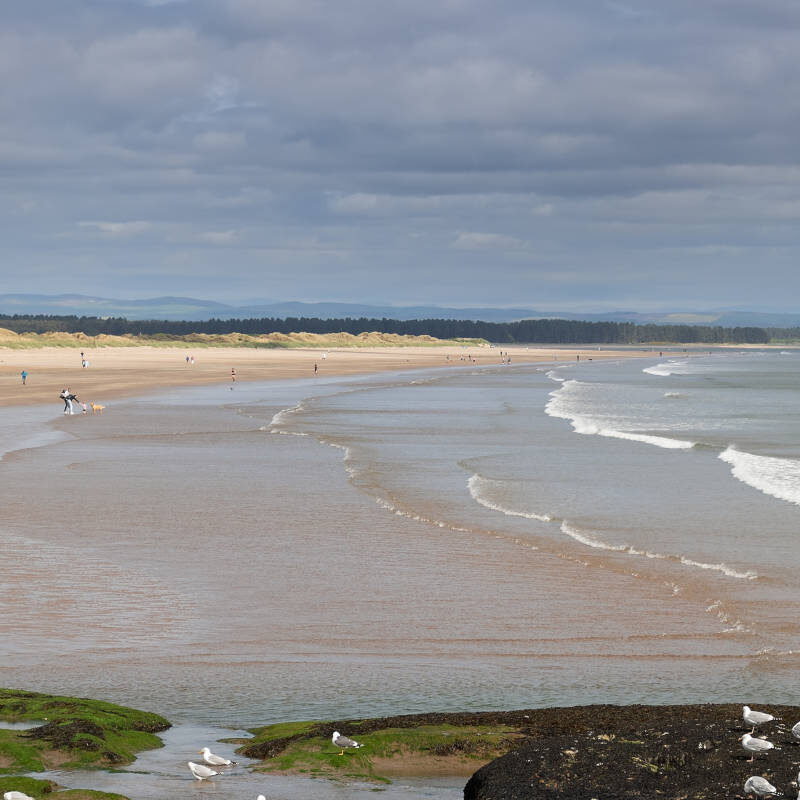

[0,342,652,408]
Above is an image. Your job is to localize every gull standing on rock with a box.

[791,721,800,740]
[188,761,221,780]
[744,706,779,733]
[744,776,781,797]
[332,731,363,756]
[741,733,778,762]
[200,746,237,767]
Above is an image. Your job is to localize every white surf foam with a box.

[643,360,690,377]
[319,440,359,478]
[545,370,566,383]
[467,474,552,522]
[269,401,305,428]
[720,445,800,507]
[559,522,756,579]
[545,381,695,450]
[375,497,475,535]
[560,521,628,551]
[678,556,756,580]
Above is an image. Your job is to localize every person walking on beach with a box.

[60,388,77,414]
[314,362,318,374]
[231,368,236,382]
[20,370,27,385]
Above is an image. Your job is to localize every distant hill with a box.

[0,294,798,327]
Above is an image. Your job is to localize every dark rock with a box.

[463,703,798,800]
[25,719,105,749]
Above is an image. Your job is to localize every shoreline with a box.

[0,343,657,410]
[8,695,793,795]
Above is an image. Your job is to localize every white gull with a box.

[199,746,236,767]
[332,731,363,756]
[744,775,780,797]
[188,761,220,780]
[741,733,777,762]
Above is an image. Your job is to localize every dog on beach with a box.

[90,402,105,415]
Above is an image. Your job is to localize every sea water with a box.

[2,350,800,794]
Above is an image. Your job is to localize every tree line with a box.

[0,313,773,344]
[760,327,800,342]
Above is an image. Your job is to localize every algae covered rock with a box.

[0,688,169,773]
[240,711,529,783]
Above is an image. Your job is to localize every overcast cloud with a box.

[2,0,800,310]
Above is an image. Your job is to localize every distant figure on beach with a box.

[231,368,236,382]
[20,370,27,385]
[190,356,195,365]
[80,351,84,361]
[314,362,318,373]
[321,352,326,360]
[186,355,190,364]
[60,388,78,415]
[81,402,87,415]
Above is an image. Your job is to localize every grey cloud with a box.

[1,0,800,309]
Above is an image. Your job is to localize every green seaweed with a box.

[0,776,56,796]
[0,688,169,774]
[242,719,521,782]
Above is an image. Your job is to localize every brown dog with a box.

[90,402,105,415]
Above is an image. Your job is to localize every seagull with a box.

[4,792,35,800]
[744,776,781,797]
[199,746,237,767]
[791,721,800,739]
[332,731,363,756]
[744,706,779,733]
[741,733,777,762]
[188,761,221,780]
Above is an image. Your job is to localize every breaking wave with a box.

[269,401,305,428]
[720,446,800,507]
[546,380,695,450]
[467,474,552,522]
[643,360,690,377]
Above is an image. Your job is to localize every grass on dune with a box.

[0,329,488,349]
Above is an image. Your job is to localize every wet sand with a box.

[0,344,651,408]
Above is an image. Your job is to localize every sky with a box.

[3,0,800,310]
